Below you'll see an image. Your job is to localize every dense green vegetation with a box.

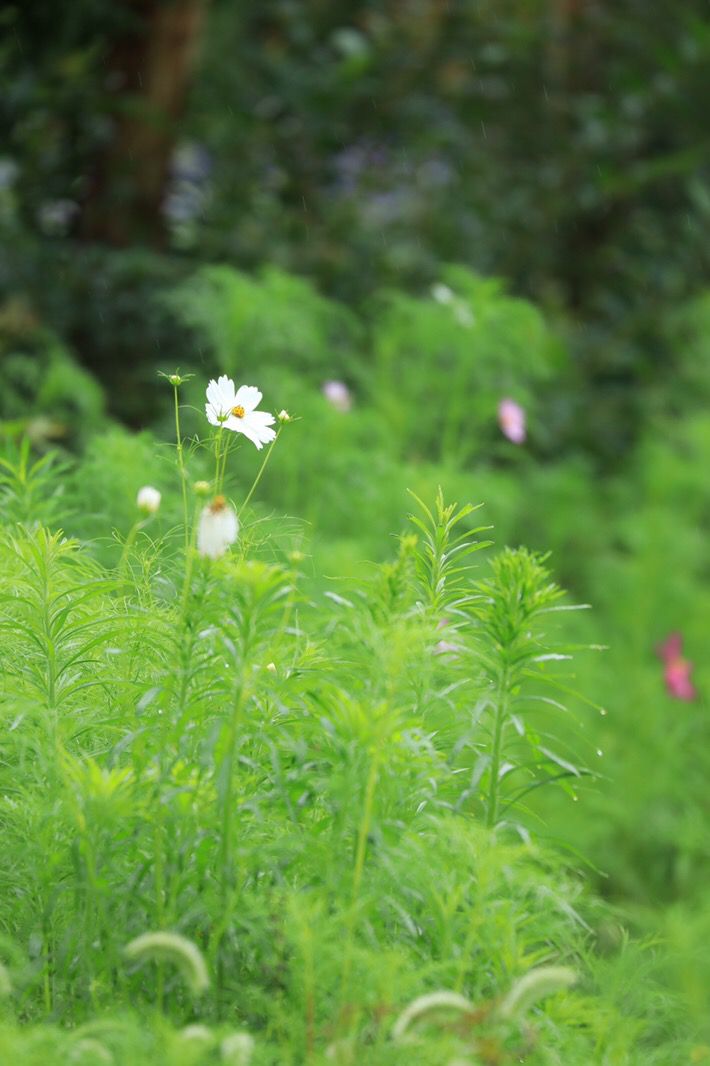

[1,1,709,1061]
[1,266,709,1061]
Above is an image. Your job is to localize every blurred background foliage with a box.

[2,0,710,450]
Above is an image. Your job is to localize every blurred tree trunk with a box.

[80,0,208,248]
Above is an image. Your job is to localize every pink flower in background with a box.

[656,631,697,701]
[322,380,352,412]
[498,398,526,444]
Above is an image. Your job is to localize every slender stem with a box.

[154,802,165,1012]
[339,749,380,1022]
[179,501,201,621]
[219,683,244,889]
[240,427,282,515]
[214,426,232,495]
[212,680,244,1008]
[118,519,144,584]
[486,664,509,829]
[173,384,189,555]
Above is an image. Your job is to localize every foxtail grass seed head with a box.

[205,375,276,448]
[392,990,474,1043]
[136,485,161,514]
[68,1039,114,1065]
[321,379,352,412]
[498,966,577,1019]
[123,931,210,995]
[498,397,526,444]
[197,496,239,559]
[220,1032,255,1066]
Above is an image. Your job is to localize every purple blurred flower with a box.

[656,631,697,701]
[322,380,352,413]
[498,398,526,444]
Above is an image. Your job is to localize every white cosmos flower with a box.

[197,496,239,559]
[136,485,161,514]
[205,375,276,450]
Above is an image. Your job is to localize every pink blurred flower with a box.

[656,631,697,701]
[498,398,526,444]
[322,380,352,413]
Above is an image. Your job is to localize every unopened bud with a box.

[193,480,211,497]
[136,485,161,515]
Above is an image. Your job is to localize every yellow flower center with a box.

[210,495,227,512]
[231,405,245,418]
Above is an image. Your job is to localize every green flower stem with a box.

[173,382,190,555]
[339,747,380,1025]
[179,500,202,621]
[214,426,224,493]
[211,681,245,1007]
[118,518,145,583]
[486,664,510,829]
[240,426,282,515]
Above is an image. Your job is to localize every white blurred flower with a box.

[432,283,474,327]
[220,1031,255,1066]
[431,282,455,305]
[197,496,239,559]
[322,380,352,412]
[205,375,276,450]
[498,398,526,444]
[136,485,161,514]
[453,303,474,328]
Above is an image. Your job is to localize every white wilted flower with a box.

[205,375,276,449]
[322,379,352,412]
[136,485,161,514]
[197,496,239,559]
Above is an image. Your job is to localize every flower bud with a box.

[136,485,161,514]
[193,480,211,497]
[277,409,291,423]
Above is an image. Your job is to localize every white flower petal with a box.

[231,411,276,449]
[234,385,262,413]
[205,375,237,424]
